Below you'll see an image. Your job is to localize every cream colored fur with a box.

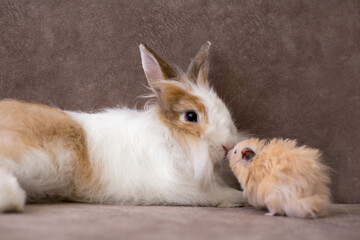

[229,138,331,218]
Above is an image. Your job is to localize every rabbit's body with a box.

[68,107,235,206]
[0,43,246,212]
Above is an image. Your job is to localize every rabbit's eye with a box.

[185,111,198,123]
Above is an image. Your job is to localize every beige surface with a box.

[1,204,359,240]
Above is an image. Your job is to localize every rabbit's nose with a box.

[222,140,235,152]
[222,145,231,152]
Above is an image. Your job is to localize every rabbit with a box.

[0,42,247,212]
[228,138,331,218]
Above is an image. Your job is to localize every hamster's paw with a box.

[0,170,26,213]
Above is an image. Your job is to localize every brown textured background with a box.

[0,0,359,203]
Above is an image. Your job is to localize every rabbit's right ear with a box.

[187,41,211,85]
[139,44,177,87]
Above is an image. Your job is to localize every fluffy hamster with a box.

[229,138,331,218]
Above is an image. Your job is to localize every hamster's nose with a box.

[241,148,256,161]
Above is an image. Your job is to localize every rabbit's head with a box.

[139,42,239,186]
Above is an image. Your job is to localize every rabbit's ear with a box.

[187,41,211,85]
[139,44,177,87]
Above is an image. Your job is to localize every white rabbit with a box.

[0,42,246,212]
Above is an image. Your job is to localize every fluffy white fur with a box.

[67,101,242,206]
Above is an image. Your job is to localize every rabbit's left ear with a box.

[187,41,211,85]
[139,44,177,87]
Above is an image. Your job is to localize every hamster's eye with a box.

[185,111,198,123]
[234,150,237,154]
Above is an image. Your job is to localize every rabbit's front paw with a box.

[216,189,248,208]
[217,199,246,208]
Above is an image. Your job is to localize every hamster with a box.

[229,138,331,218]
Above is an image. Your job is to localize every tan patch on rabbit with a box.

[155,82,209,137]
[0,99,96,190]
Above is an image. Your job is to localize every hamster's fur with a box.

[229,138,331,218]
[0,42,246,212]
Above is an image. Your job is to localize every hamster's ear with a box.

[187,41,211,85]
[139,44,177,87]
